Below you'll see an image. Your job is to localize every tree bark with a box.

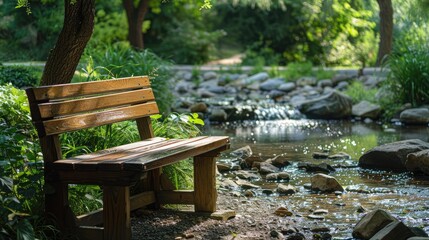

[376,0,393,66]
[41,0,95,85]
[123,0,149,50]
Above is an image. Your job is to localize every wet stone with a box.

[308,214,325,220]
[235,170,260,180]
[286,232,306,240]
[328,152,351,160]
[262,189,274,195]
[311,227,330,233]
[313,209,329,215]
[235,179,260,189]
[259,162,280,174]
[244,190,255,197]
[274,207,293,217]
[277,184,297,195]
[217,163,231,172]
[313,152,329,159]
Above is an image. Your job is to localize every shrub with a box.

[386,46,429,106]
[344,81,378,104]
[0,66,41,88]
[82,45,174,114]
[282,62,313,81]
[0,84,54,239]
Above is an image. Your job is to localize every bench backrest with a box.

[26,76,158,139]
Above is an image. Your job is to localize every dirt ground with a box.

[131,190,332,240]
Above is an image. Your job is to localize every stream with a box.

[204,119,429,238]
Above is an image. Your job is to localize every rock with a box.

[410,227,429,237]
[312,152,329,159]
[400,108,429,124]
[241,72,270,85]
[332,73,355,85]
[278,82,296,92]
[219,179,239,189]
[277,183,296,195]
[297,76,317,86]
[311,173,344,192]
[199,79,219,88]
[290,95,307,107]
[206,86,226,94]
[298,91,353,119]
[308,214,324,220]
[175,80,196,93]
[203,71,217,80]
[197,88,217,98]
[209,108,227,122]
[268,90,286,99]
[352,101,382,119]
[335,81,349,90]
[352,209,397,239]
[235,179,260,189]
[405,149,429,175]
[317,79,333,88]
[369,221,416,240]
[262,189,274,195]
[189,102,208,113]
[210,210,236,221]
[266,155,291,168]
[311,227,330,233]
[235,170,260,180]
[286,233,306,240]
[270,230,285,239]
[274,207,293,217]
[260,78,285,91]
[266,172,290,181]
[231,146,253,161]
[217,163,231,172]
[259,162,280,174]
[313,209,329,215]
[244,190,255,197]
[299,163,335,173]
[328,152,351,160]
[359,139,429,170]
[408,238,429,240]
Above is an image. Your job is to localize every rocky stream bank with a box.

[131,68,429,239]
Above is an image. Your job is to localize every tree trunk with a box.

[41,0,95,85]
[376,0,393,66]
[123,0,149,50]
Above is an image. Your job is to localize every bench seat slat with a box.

[39,89,155,118]
[53,137,168,170]
[69,139,184,171]
[43,102,159,136]
[122,136,229,171]
[54,137,208,171]
[32,76,150,101]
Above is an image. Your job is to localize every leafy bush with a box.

[386,46,429,106]
[0,66,40,88]
[82,45,174,114]
[344,81,377,104]
[282,62,313,81]
[0,84,54,239]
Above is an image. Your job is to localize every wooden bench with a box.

[25,76,229,240]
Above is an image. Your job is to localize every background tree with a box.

[375,0,393,66]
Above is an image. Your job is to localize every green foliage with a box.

[282,62,313,81]
[151,113,204,189]
[1,1,63,61]
[211,0,376,65]
[150,21,225,64]
[145,2,225,64]
[0,66,41,88]
[82,45,174,114]
[385,46,429,106]
[344,81,377,104]
[0,84,56,239]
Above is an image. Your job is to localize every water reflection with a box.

[204,119,429,238]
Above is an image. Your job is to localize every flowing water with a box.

[204,119,429,238]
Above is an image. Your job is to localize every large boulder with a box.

[310,173,344,192]
[405,149,429,175]
[369,221,416,240]
[352,101,382,119]
[352,209,397,239]
[298,91,353,119]
[400,108,429,125]
[359,139,429,171]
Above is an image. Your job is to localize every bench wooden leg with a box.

[45,182,76,232]
[194,155,217,212]
[103,186,130,240]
